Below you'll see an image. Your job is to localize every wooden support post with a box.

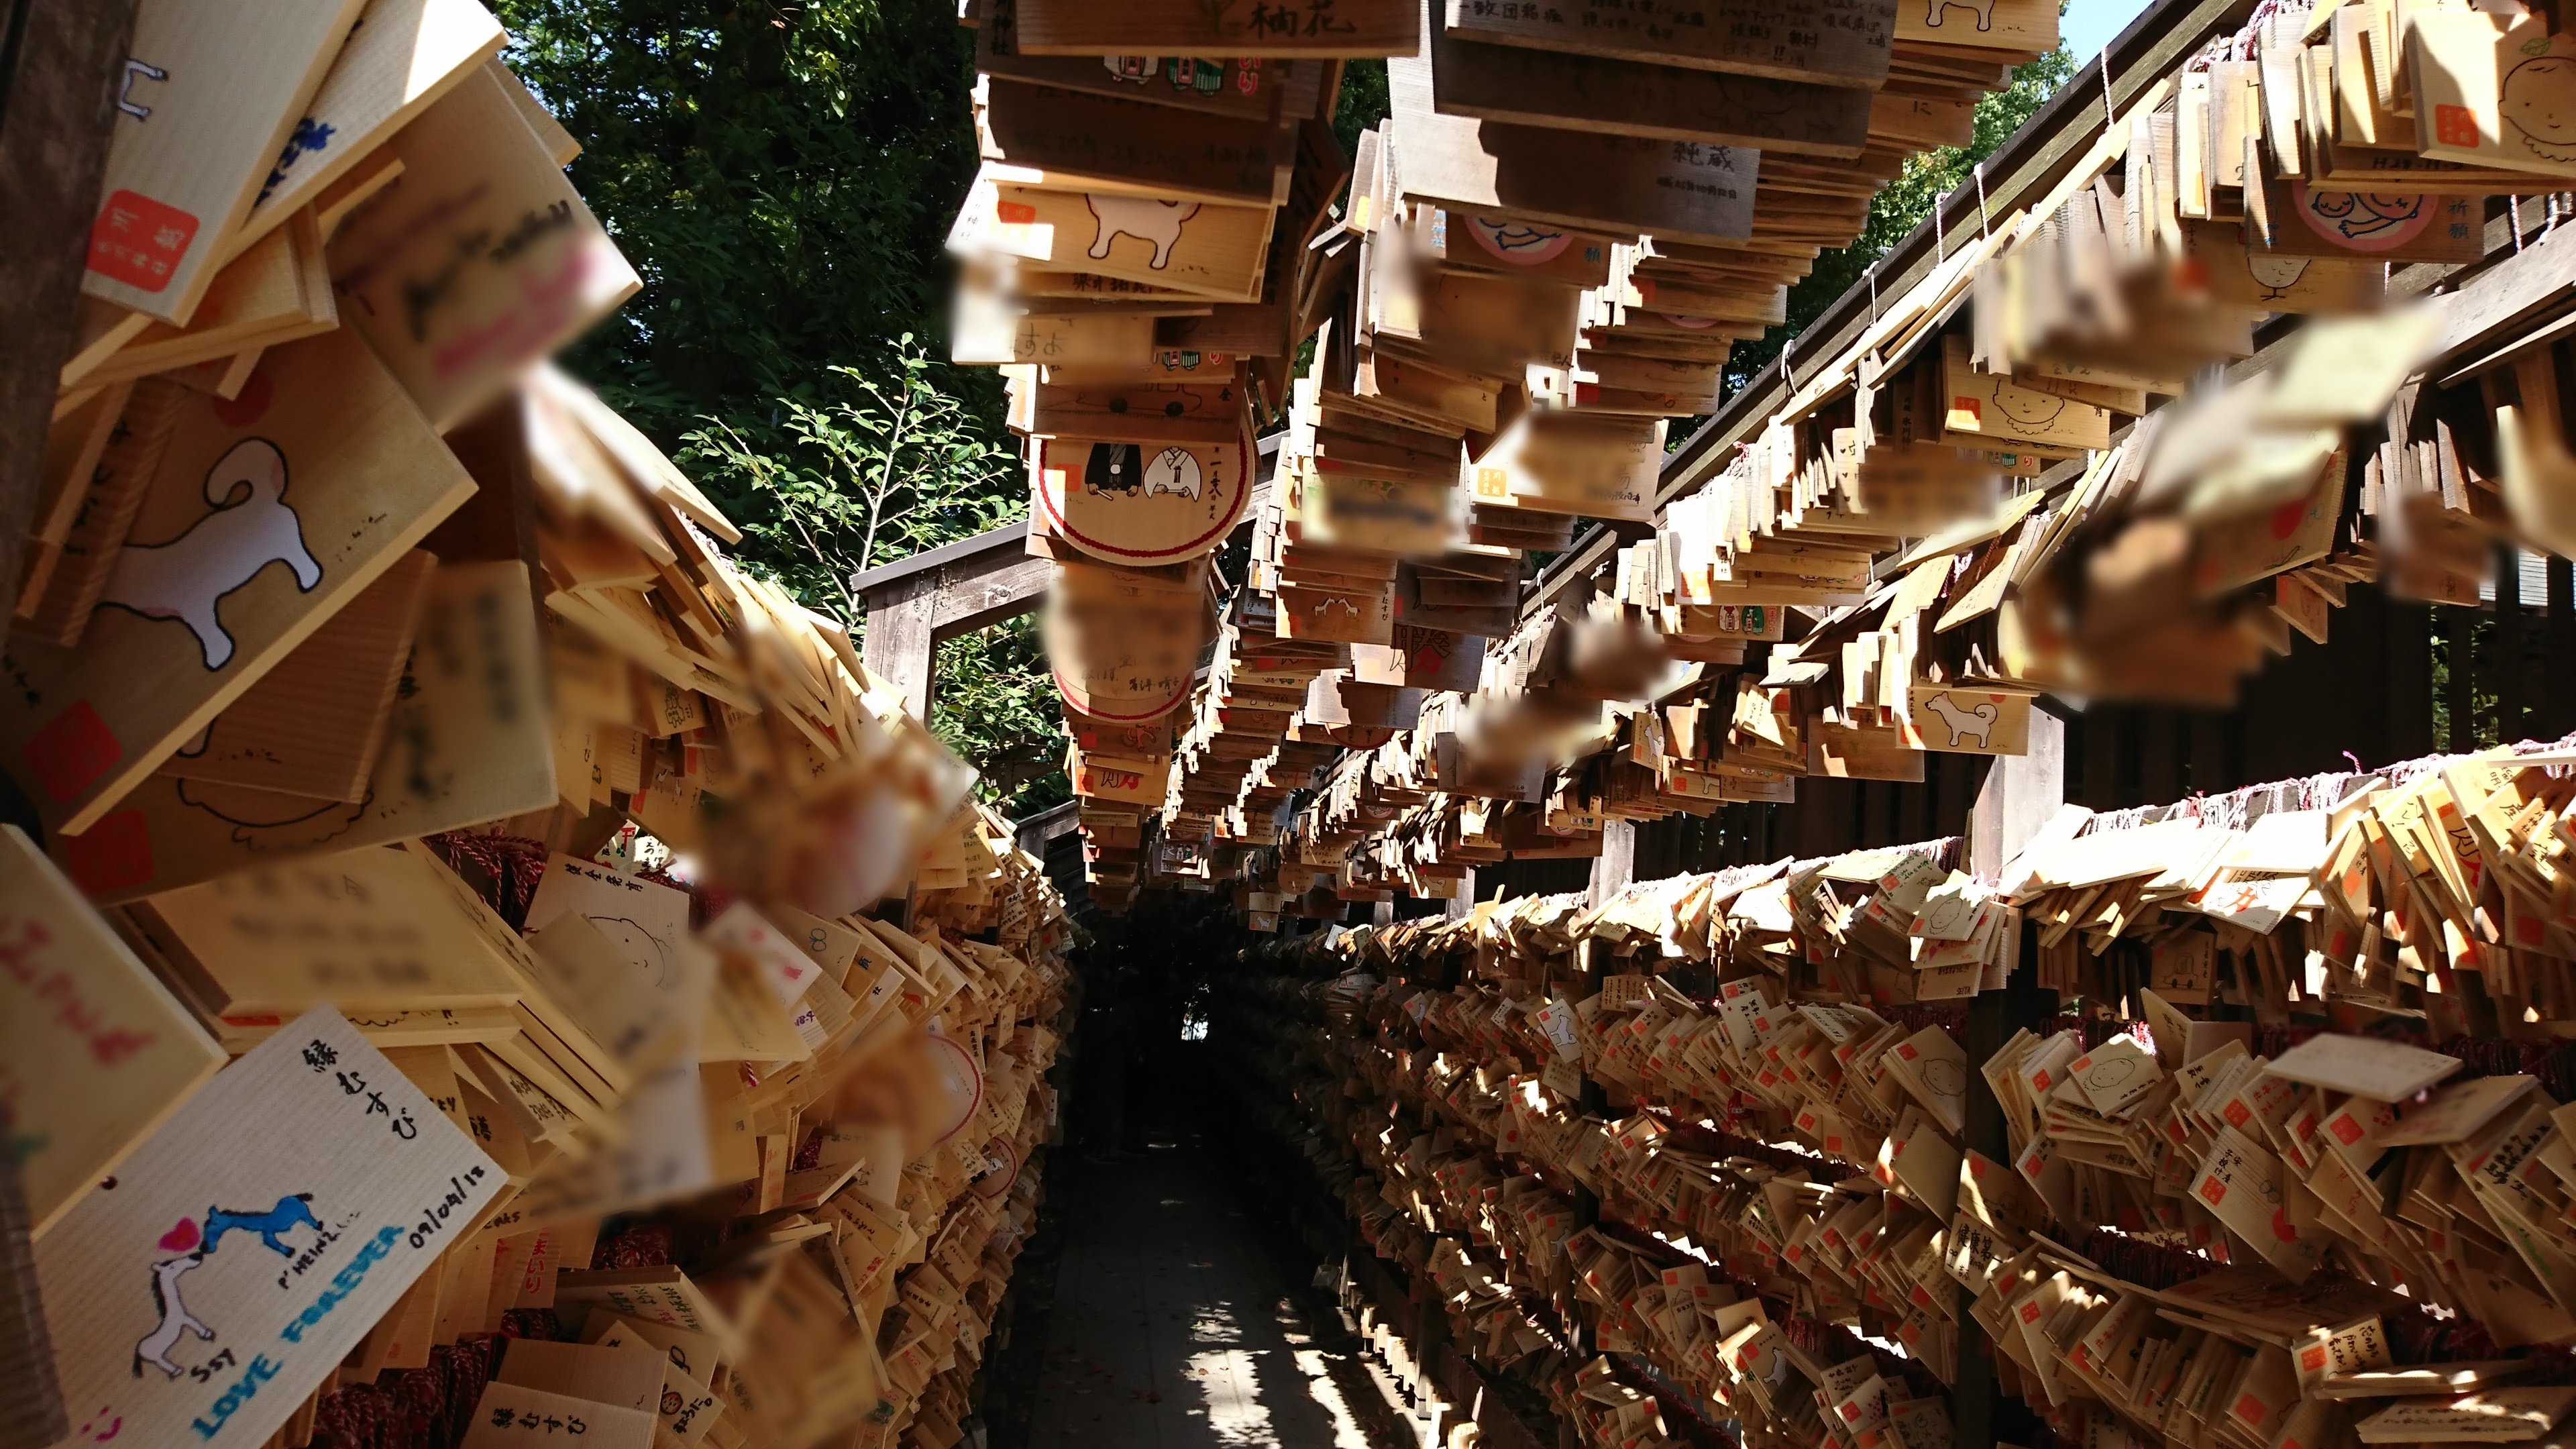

[859,574,939,720]
[2552,559,2576,741]
[1970,706,2065,878]
[849,520,1051,722]
[1587,817,1635,902]
[2443,605,2477,749]
[2498,543,2528,743]
[1,0,143,636]
[1955,915,2058,1449]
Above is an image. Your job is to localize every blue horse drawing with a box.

[202,1193,321,1256]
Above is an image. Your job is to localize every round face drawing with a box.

[2292,184,2431,251]
[2506,56,2576,162]
[1468,215,1572,264]
[1991,385,2066,433]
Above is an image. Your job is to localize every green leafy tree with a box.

[495,0,1069,813]
[1723,47,2076,394]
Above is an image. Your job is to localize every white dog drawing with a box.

[1925,0,1998,28]
[133,1255,213,1379]
[1923,694,2000,748]
[1142,447,1204,499]
[1087,195,1200,270]
[97,438,320,669]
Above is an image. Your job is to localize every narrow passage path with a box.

[1023,1143,1400,1449]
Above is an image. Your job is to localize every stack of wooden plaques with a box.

[10,4,1085,1446]
[948,2,1425,900]
[1230,735,2576,1449]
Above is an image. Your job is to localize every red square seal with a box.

[25,698,121,804]
[62,810,154,895]
[2434,103,2479,147]
[87,190,199,292]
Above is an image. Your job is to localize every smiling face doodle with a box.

[2506,56,2576,162]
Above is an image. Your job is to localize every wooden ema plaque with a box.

[326,65,641,430]
[34,1006,502,1449]
[1032,429,1253,566]
[1387,58,1760,244]
[79,0,370,323]
[1466,411,1662,522]
[0,826,225,1238]
[1440,0,1893,89]
[2178,220,2381,313]
[957,176,1276,305]
[2254,180,2486,263]
[1008,0,1421,57]
[1040,568,1207,723]
[0,328,476,841]
[60,561,558,904]
[1899,684,2033,755]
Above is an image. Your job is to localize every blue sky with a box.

[2063,0,2159,62]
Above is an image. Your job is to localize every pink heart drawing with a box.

[158,1218,200,1253]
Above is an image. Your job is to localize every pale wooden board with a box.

[225,0,506,260]
[490,59,580,166]
[325,64,641,431]
[1010,0,1419,57]
[81,0,370,323]
[0,327,476,838]
[34,1005,502,1449]
[130,843,527,1016]
[1466,411,1662,523]
[954,174,1276,304]
[0,824,225,1238]
[55,561,559,904]
[1034,433,1256,565]
[1442,0,1892,87]
[1426,21,1874,157]
[981,78,1289,209]
[1385,56,1757,244]
[86,211,335,386]
[157,547,434,802]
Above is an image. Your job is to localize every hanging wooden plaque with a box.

[1430,217,1617,294]
[1941,336,2114,451]
[0,826,225,1238]
[1465,411,1662,522]
[2180,220,2383,313]
[326,65,641,431]
[34,1006,502,1449]
[0,329,476,840]
[2255,180,2486,262]
[1040,569,1208,722]
[1900,686,2033,755]
[2409,11,2576,182]
[1425,21,1874,157]
[953,174,1275,303]
[79,0,371,324]
[979,79,1291,209]
[1010,0,1421,57]
[1895,0,2057,53]
[56,561,556,904]
[1440,0,1891,87]
[1028,374,1245,447]
[1289,472,1458,555]
[227,0,507,260]
[1387,59,1758,244]
[977,6,1296,123]
[1032,429,1254,565]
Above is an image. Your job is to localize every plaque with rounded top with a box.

[1039,563,1208,723]
[1032,425,1253,565]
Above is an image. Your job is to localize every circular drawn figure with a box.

[1468,215,1572,264]
[2505,55,2576,164]
[2291,183,2432,252]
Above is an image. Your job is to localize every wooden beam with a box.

[1,0,142,645]
[859,572,938,721]
[930,553,1051,640]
